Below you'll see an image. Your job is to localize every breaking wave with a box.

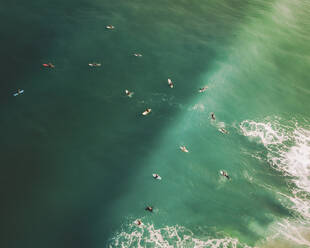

[108,220,251,248]
[240,117,310,247]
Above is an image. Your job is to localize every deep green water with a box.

[1,0,310,247]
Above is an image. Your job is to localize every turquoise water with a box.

[1,0,310,247]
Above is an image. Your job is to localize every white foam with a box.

[240,119,310,196]
[240,118,310,245]
[109,220,251,248]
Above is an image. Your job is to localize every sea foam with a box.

[240,118,310,246]
[109,220,251,248]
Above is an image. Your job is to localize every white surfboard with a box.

[13,90,24,97]
[168,78,174,88]
[133,53,142,57]
[89,63,101,67]
[198,86,208,93]
[125,90,134,97]
[180,146,189,153]
[152,174,162,180]
[142,109,151,115]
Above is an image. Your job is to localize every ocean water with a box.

[1,0,310,247]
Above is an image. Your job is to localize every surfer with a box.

[89,63,101,67]
[145,206,153,212]
[136,220,142,225]
[125,89,134,97]
[13,89,24,96]
[106,25,115,29]
[142,108,152,116]
[43,63,55,68]
[198,86,208,92]
[180,145,189,153]
[211,112,216,120]
[219,128,228,134]
[133,53,142,57]
[168,78,174,88]
[221,171,230,180]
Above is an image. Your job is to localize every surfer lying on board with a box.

[89,63,101,67]
[145,206,153,212]
[198,86,208,92]
[211,112,216,120]
[142,108,152,116]
[125,89,134,97]
[106,25,115,29]
[221,170,230,180]
[13,89,24,97]
[168,78,174,88]
[180,145,189,153]
[133,53,142,57]
[219,128,228,134]
[43,63,55,68]
[153,173,162,179]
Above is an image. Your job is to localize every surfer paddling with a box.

[220,170,230,180]
[153,173,161,180]
[219,128,228,134]
[133,53,142,57]
[13,89,24,97]
[42,63,55,68]
[168,78,174,88]
[88,63,101,67]
[125,89,134,97]
[211,112,216,120]
[199,86,208,93]
[142,108,152,116]
[145,206,153,212]
[180,145,189,153]
[106,25,115,29]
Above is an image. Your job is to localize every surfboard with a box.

[218,128,228,134]
[180,146,189,153]
[125,90,134,97]
[42,63,54,68]
[13,90,24,96]
[168,78,174,88]
[199,87,208,92]
[142,109,151,115]
[152,174,162,180]
[88,63,101,67]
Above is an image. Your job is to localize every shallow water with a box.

[1,0,310,247]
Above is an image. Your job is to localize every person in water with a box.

[136,220,142,225]
[17,89,22,94]
[48,63,55,68]
[219,128,228,134]
[145,206,153,212]
[199,86,208,92]
[211,112,216,120]
[133,53,142,57]
[154,174,159,179]
[222,171,230,180]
